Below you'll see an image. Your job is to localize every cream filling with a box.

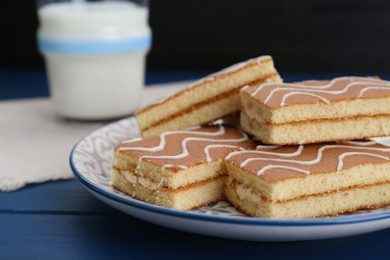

[123,170,163,192]
[235,183,262,204]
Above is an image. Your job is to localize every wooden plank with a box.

[0,179,118,215]
[1,213,390,259]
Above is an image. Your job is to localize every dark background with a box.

[1,0,390,73]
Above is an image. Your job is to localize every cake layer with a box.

[242,87,390,125]
[112,125,254,210]
[242,76,390,124]
[225,140,390,202]
[112,158,227,190]
[142,76,279,135]
[113,125,254,188]
[225,180,390,219]
[225,139,390,218]
[112,169,225,210]
[241,111,390,145]
[136,55,281,137]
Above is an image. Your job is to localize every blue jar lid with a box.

[38,34,152,55]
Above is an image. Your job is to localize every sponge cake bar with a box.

[136,56,282,138]
[240,76,390,144]
[225,140,390,218]
[112,125,254,210]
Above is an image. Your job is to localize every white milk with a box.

[37,1,151,120]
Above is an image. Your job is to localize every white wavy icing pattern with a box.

[226,141,390,176]
[250,76,390,106]
[118,125,249,169]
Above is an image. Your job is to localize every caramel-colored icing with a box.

[115,126,254,172]
[243,76,390,109]
[136,55,273,115]
[225,140,390,183]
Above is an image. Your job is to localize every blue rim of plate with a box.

[70,119,390,227]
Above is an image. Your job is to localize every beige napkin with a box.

[0,81,188,192]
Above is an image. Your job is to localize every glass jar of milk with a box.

[37,0,151,120]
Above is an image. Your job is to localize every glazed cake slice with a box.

[136,55,282,138]
[241,76,390,144]
[225,140,390,219]
[112,125,254,210]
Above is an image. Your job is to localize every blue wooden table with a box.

[1,70,390,259]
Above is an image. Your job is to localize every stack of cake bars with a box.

[112,55,390,219]
[225,76,390,218]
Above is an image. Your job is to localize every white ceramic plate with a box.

[70,117,390,242]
